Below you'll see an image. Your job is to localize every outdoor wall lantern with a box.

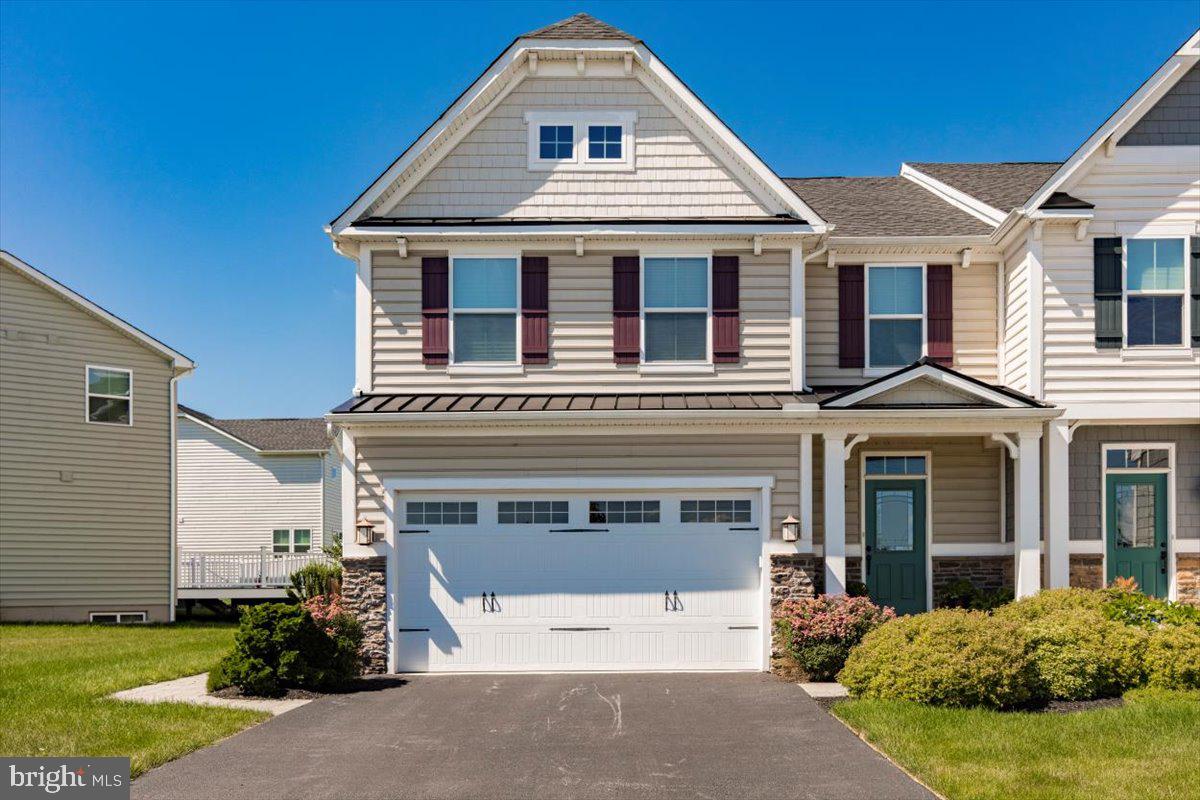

[354,515,377,545]
[781,515,800,542]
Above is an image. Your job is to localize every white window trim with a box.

[860,449,934,611]
[448,251,522,368]
[88,611,147,624]
[84,364,133,426]
[640,253,713,366]
[1100,442,1177,600]
[863,263,927,377]
[524,110,637,172]
[272,528,313,553]
[1121,236,1190,352]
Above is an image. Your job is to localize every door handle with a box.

[673,590,681,612]
[490,592,498,613]
[482,592,489,613]
[664,590,671,612]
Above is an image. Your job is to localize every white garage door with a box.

[393,492,763,672]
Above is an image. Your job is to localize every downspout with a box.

[797,235,831,394]
[168,374,179,623]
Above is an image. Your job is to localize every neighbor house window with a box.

[451,257,518,363]
[406,502,478,525]
[538,125,573,160]
[867,265,924,368]
[1126,238,1185,347]
[498,500,569,524]
[589,500,660,524]
[643,257,709,362]
[587,125,622,160]
[88,611,147,624]
[681,499,751,523]
[273,529,311,553]
[86,366,132,425]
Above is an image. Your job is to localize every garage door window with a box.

[681,499,751,523]
[498,501,568,524]
[406,502,478,525]
[589,500,660,524]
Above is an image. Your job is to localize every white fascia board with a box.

[1022,38,1199,212]
[899,164,1006,226]
[822,364,1029,409]
[383,474,776,492]
[342,223,817,237]
[829,235,994,248]
[814,407,1060,421]
[2,251,195,371]
[1060,402,1200,422]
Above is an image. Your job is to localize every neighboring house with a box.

[175,405,339,600]
[324,15,1200,674]
[0,251,195,623]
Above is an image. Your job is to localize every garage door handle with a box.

[550,627,610,632]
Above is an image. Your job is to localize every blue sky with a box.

[2,1,1195,417]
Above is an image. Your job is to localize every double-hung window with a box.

[451,257,519,363]
[273,528,311,553]
[86,366,132,425]
[867,265,924,369]
[643,256,709,362]
[1125,238,1186,347]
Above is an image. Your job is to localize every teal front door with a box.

[865,479,927,614]
[1106,473,1168,597]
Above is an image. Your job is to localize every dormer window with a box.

[526,110,636,171]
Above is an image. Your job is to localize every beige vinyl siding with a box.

[806,256,1000,387]
[371,247,792,393]
[321,444,342,547]
[381,76,771,219]
[0,263,173,621]
[176,417,325,552]
[1002,234,1033,394]
[1041,146,1200,404]
[354,434,1000,547]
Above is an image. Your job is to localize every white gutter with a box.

[340,223,817,237]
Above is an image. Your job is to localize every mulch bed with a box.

[209,675,408,702]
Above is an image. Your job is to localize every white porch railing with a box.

[177,548,333,590]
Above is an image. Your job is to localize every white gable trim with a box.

[2,250,195,371]
[822,364,1029,409]
[328,38,827,235]
[1021,31,1200,212]
[899,163,1006,225]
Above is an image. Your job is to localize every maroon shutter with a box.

[521,256,549,364]
[926,265,954,366]
[421,256,449,365]
[838,265,865,368]
[612,256,640,364]
[712,255,740,363]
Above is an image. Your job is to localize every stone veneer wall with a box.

[931,557,1012,604]
[1176,554,1200,606]
[1069,554,1105,590]
[341,556,387,674]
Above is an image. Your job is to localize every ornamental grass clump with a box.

[838,609,1041,709]
[773,595,895,681]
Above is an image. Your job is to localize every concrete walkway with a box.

[133,672,934,800]
[111,673,310,716]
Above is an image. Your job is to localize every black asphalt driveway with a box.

[133,673,935,800]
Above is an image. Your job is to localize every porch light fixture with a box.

[781,515,800,542]
[354,515,377,545]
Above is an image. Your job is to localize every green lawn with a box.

[0,622,267,777]
[834,689,1200,800]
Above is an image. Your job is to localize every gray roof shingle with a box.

[906,162,1063,213]
[783,176,993,237]
[180,405,331,452]
[522,13,639,42]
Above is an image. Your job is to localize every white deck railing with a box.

[177,548,332,589]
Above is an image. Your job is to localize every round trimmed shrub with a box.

[837,609,1040,709]
[773,595,895,681]
[1144,624,1200,690]
[1020,608,1147,700]
[992,587,1106,623]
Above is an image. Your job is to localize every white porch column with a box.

[800,433,813,543]
[1014,429,1043,598]
[823,432,847,595]
[1046,420,1071,588]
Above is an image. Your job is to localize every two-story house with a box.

[326,15,1200,674]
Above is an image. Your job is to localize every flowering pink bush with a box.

[773,595,896,680]
[303,594,352,636]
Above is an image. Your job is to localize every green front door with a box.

[865,478,927,614]
[1106,472,1168,597]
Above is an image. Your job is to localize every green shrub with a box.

[206,658,233,692]
[288,561,342,601]
[992,587,1107,623]
[937,579,1014,612]
[838,609,1040,709]
[1020,609,1147,700]
[1144,624,1200,690]
[213,603,361,697]
[1102,590,1200,629]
